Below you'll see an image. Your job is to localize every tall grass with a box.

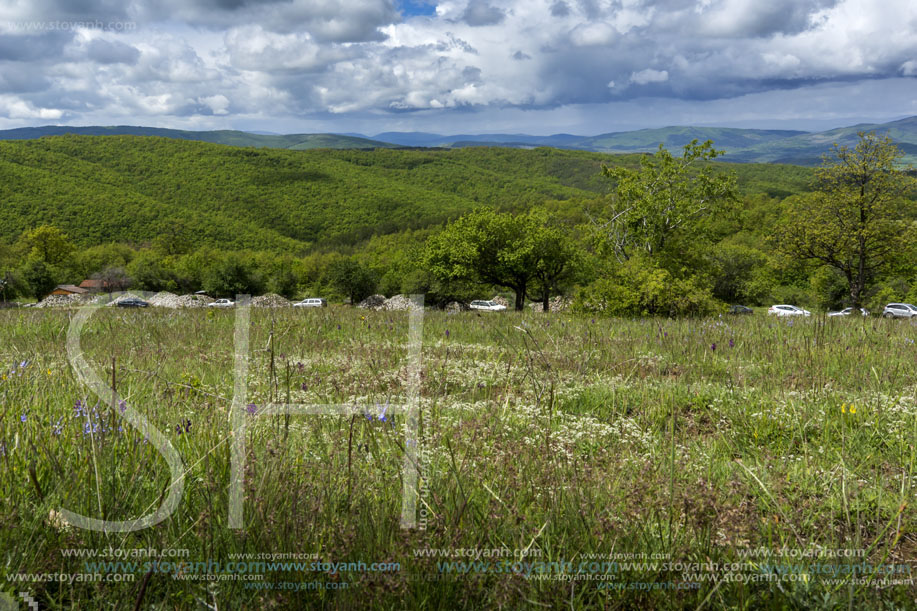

[1,307,916,608]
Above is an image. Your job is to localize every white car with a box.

[827,307,869,317]
[768,305,811,317]
[883,303,917,319]
[469,300,507,312]
[293,298,327,308]
[207,298,235,308]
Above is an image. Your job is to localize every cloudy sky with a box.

[0,0,915,135]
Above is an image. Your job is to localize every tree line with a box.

[1,133,914,313]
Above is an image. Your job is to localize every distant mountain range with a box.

[2,116,916,165]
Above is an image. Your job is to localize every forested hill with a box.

[0,135,813,253]
[0,125,397,150]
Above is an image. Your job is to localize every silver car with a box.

[827,307,869,317]
[882,303,917,319]
[293,298,327,308]
[768,305,811,317]
[207,298,235,308]
[469,300,507,312]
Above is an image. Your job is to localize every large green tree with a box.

[17,225,73,266]
[425,208,578,311]
[325,257,377,305]
[774,132,916,309]
[596,140,737,263]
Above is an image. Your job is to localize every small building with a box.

[51,285,88,296]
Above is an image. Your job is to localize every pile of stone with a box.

[358,294,420,311]
[35,294,95,308]
[357,294,387,310]
[529,296,572,312]
[491,296,510,308]
[444,301,469,313]
[251,293,291,308]
[379,294,419,311]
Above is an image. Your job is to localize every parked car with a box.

[207,298,235,308]
[469,300,507,312]
[827,307,869,317]
[768,305,811,317]
[293,298,327,308]
[116,297,149,308]
[727,305,753,315]
[882,303,917,319]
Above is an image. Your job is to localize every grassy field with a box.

[1,304,917,609]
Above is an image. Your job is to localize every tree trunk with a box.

[514,286,525,311]
[542,291,550,312]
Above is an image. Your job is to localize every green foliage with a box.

[573,256,719,317]
[17,225,73,266]
[774,132,917,308]
[425,208,579,311]
[325,256,378,305]
[18,258,59,299]
[202,252,263,298]
[597,140,738,262]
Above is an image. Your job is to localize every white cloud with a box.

[0,0,914,131]
[630,68,669,84]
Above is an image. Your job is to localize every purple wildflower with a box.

[445,329,450,338]
[710,343,717,351]
[20,414,27,423]
[301,382,308,391]
[728,338,735,348]
[337,324,341,330]
[118,400,127,414]
[246,403,258,415]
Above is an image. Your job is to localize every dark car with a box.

[727,305,753,315]
[117,297,149,308]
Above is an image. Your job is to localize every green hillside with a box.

[0,125,396,150]
[726,116,917,165]
[0,135,813,253]
[581,126,806,152]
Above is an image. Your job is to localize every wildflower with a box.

[728,338,735,348]
[20,414,27,423]
[19,361,28,369]
[47,369,52,376]
[445,329,450,338]
[47,509,71,532]
[246,403,258,415]
[337,324,341,330]
[118,400,127,414]
[849,405,857,414]
[710,343,717,351]
[301,382,308,391]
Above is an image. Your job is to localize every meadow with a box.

[1,304,916,609]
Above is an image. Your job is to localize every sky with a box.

[0,0,915,136]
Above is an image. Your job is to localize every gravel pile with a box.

[35,294,95,308]
[491,296,510,308]
[380,294,419,311]
[148,293,210,308]
[147,292,181,308]
[357,294,386,310]
[529,296,572,312]
[444,301,469,313]
[251,293,291,308]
